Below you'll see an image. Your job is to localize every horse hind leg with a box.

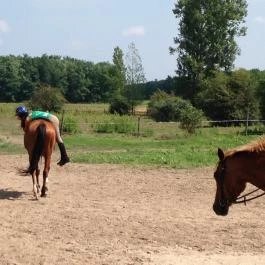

[28,155,38,199]
[32,171,39,200]
[41,131,55,198]
[36,167,41,194]
[41,171,48,197]
[41,160,50,197]
[41,181,48,197]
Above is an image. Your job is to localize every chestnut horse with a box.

[23,119,56,199]
[213,138,265,216]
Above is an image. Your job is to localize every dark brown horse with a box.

[213,138,265,216]
[23,119,56,199]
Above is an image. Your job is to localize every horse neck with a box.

[23,118,32,132]
[20,117,26,130]
[234,152,265,190]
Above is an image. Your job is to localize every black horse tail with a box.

[28,124,46,174]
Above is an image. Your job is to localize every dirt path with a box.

[1,155,265,265]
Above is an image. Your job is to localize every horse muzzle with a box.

[213,202,229,216]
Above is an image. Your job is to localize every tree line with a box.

[0,54,122,103]
[0,43,146,106]
[1,53,265,121]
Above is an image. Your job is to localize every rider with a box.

[15,106,70,166]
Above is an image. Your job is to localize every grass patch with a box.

[71,149,217,168]
[0,139,24,155]
[66,129,258,168]
[92,115,136,134]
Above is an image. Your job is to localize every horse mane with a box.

[225,136,265,158]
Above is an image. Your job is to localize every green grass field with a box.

[64,128,258,168]
[0,103,261,168]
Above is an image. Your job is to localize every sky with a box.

[0,0,264,81]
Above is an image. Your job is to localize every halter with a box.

[219,163,265,206]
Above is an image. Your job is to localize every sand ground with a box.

[1,153,265,265]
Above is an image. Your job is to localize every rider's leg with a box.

[50,115,70,166]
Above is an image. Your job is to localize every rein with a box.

[219,165,265,206]
[234,188,265,205]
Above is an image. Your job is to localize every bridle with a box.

[218,162,265,206]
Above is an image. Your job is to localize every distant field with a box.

[0,103,261,168]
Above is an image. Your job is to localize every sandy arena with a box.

[1,153,265,265]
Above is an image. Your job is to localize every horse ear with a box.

[217,148,225,161]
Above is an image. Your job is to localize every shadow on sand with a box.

[0,188,25,200]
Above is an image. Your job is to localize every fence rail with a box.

[203,119,265,124]
[60,119,265,126]
[2,119,265,138]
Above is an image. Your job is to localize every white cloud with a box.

[254,16,265,24]
[122,26,145,37]
[0,39,3,46]
[0,20,10,33]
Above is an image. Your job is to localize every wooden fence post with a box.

[245,105,250,136]
[137,116,140,137]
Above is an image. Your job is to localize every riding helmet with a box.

[15,105,28,117]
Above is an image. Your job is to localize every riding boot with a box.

[57,142,70,166]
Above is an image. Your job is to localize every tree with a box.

[65,60,90,103]
[0,56,23,102]
[258,80,265,119]
[194,72,234,121]
[88,62,117,102]
[195,70,259,122]
[229,69,259,121]
[170,0,248,86]
[125,42,146,113]
[20,54,40,101]
[112,46,126,95]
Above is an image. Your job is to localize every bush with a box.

[29,85,66,112]
[179,105,204,134]
[149,89,171,102]
[147,92,192,122]
[109,96,130,115]
[148,99,175,122]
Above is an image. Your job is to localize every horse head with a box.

[212,148,246,216]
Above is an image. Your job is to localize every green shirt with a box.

[29,111,51,120]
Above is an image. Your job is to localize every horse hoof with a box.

[41,186,48,197]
